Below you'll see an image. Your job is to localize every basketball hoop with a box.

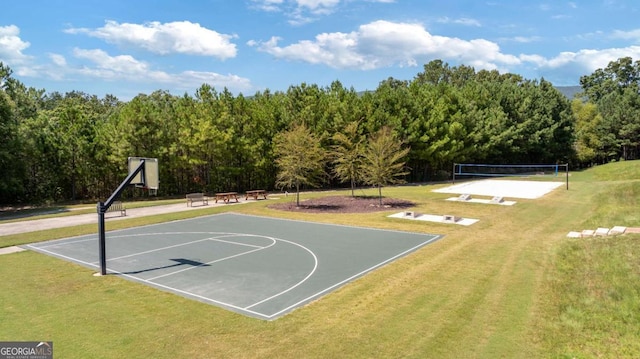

[97,157,160,276]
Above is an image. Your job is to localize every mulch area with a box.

[268,195,414,213]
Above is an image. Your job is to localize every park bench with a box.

[107,201,126,217]
[215,192,239,203]
[245,189,268,200]
[186,193,208,207]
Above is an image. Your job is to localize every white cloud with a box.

[525,46,640,69]
[65,20,238,60]
[251,0,340,17]
[519,54,547,65]
[68,48,251,91]
[296,0,340,11]
[73,48,154,78]
[250,20,520,71]
[179,71,252,91]
[251,0,285,12]
[1,23,249,95]
[254,0,340,12]
[48,53,67,67]
[14,47,251,95]
[251,0,393,24]
[501,36,542,43]
[611,28,640,41]
[0,25,32,64]
[520,45,640,81]
[437,17,482,27]
[250,19,640,84]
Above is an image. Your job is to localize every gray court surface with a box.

[25,213,441,320]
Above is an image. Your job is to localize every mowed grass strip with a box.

[2,162,640,358]
[0,198,186,223]
[538,161,640,358]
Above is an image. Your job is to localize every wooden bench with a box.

[245,189,268,200]
[107,201,126,216]
[215,192,239,203]
[186,193,208,207]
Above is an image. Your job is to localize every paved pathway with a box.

[0,200,249,237]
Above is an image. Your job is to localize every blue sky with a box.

[1,0,640,100]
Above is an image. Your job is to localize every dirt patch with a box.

[268,195,414,213]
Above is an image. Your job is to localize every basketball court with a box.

[24,213,441,320]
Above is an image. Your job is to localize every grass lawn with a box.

[0,198,186,224]
[1,161,640,358]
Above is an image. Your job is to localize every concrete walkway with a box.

[0,200,249,237]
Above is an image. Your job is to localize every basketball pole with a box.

[96,160,146,276]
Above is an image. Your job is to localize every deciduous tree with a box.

[273,124,327,206]
[361,127,410,205]
[331,121,364,196]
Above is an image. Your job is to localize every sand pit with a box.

[433,179,564,199]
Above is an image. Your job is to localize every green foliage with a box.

[273,123,327,206]
[360,126,410,204]
[0,87,23,202]
[6,58,640,204]
[579,57,640,162]
[572,99,604,164]
[580,57,640,103]
[331,121,365,196]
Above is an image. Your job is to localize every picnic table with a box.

[245,189,268,200]
[215,192,239,203]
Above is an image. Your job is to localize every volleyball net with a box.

[452,163,569,189]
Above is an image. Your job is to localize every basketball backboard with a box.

[127,157,159,190]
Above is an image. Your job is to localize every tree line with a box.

[1,58,638,205]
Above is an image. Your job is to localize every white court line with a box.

[27,214,442,320]
[25,244,102,270]
[261,234,442,319]
[26,236,278,319]
[26,238,274,319]
[146,236,277,281]
[104,266,273,319]
[34,236,96,248]
[207,235,267,249]
[226,212,440,236]
[104,237,214,262]
[34,231,214,249]
[244,238,318,310]
[103,233,267,263]
[107,230,320,318]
